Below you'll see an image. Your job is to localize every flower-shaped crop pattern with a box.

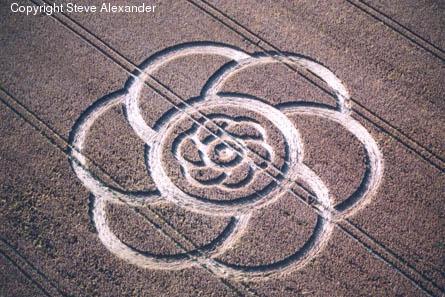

[163,107,288,203]
[69,42,384,280]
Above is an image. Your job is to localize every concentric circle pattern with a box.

[160,101,288,202]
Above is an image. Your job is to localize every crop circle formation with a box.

[69,42,383,280]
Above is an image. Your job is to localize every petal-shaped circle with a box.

[68,92,161,206]
[204,53,351,114]
[92,194,252,271]
[125,43,251,145]
[279,104,384,220]
[207,164,334,280]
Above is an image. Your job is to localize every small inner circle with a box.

[219,148,231,158]
[212,143,239,165]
